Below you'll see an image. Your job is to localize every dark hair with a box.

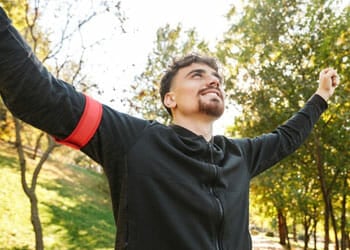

[159,54,220,116]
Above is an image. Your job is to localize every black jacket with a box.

[0,7,327,250]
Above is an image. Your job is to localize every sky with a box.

[35,0,348,134]
[74,0,238,133]
[25,0,238,134]
[81,0,234,94]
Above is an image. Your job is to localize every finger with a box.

[324,68,337,79]
[322,67,332,74]
[327,69,338,86]
[320,68,332,80]
[325,68,336,75]
[331,76,336,86]
[331,74,340,87]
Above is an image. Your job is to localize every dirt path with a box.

[252,235,285,250]
[252,234,336,250]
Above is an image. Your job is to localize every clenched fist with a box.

[316,68,340,101]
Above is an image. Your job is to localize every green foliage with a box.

[0,0,27,28]
[0,1,28,141]
[218,0,350,245]
[0,143,115,250]
[128,24,213,124]
[0,100,14,141]
[0,3,125,248]
[128,0,349,242]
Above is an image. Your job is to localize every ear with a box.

[163,92,176,109]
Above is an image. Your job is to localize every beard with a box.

[198,98,224,118]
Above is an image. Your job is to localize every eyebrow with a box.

[185,68,222,82]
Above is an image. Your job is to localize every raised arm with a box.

[243,68,340,177]
[0,7,91,142]
[0,7,150,163]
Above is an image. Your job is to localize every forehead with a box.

[176,62,218,77]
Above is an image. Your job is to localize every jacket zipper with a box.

[209,142,224,250]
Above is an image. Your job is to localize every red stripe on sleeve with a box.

[54,94,103,149]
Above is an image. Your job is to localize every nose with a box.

[207,75,221,88]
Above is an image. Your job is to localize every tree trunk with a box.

[313,224,317,250]
[14,118,57,250]
[314,136,330,250]
[312,206,318,250]
[303,216,310,250]
[285,218,291,250]
[292,218,298,242]
[29,189,44,250]
[14,118,44,250]
[340,176,348,250]
[278,210,286,245]
[330,201,339,250]
[277,209,290,249]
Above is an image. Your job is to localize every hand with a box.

[315,68,340,101]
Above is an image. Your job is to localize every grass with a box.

[0,142,115,250]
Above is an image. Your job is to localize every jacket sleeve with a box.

[241,94,327,178]
[0,7,150,167]
[0,7,85,140]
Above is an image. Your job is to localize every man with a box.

[0,6,339,250]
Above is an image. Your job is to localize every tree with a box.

[1,1,125,249]
[217,0,350,249]
[14,119,58,250]
[119,0,349,248]
[128,24,213,124]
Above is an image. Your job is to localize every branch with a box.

[13,117,31,198]
[32,132,44,159]
[31,135,58,191]
[24,3,40,53]
[45,10,98,61]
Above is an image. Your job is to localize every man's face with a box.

[167,63,225,119]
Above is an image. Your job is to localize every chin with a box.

[199,99,224,117]
[199,104,224,118]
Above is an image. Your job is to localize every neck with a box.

[172,115,215,141]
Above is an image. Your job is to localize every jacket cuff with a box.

[308,94,328,112]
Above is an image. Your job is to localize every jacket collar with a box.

[169,124,214,142]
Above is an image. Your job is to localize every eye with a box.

[192,72,203,78]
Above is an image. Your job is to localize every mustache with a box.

[198,86,223,98]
